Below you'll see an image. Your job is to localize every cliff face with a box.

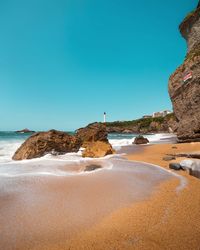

[168,4,200,142]
[106,114,177,134]
[180,6,200,53]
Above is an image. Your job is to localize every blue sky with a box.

[0,0,197,130]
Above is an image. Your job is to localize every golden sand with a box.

[1,143,200,249]
[38,143,200,250]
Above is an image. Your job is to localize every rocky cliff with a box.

[168,3,200,142]
[106,114,177,134]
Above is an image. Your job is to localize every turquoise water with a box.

[0,131,32,140]
[0,131,176,164]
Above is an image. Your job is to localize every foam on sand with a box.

[0,155,184,250]
[109,133,177,150]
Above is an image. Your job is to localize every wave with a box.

[109,133,177,150]
[0,132,177,165]
[0,140,24,163]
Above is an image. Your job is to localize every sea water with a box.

[0,131,177,164]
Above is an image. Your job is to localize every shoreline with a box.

[56,142,200,249]
[0,139,200,249]
[0,155,175,250]
[53,142,200,250]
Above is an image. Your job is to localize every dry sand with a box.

[1,143,200,249]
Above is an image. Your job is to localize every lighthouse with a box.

[103,112,106,123]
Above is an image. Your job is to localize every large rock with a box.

[12,130,81,160]
[180,159,200,178]
[76,122,108,146]
[133,135,149,145]
[169,5,200,142]
[82,141,114,158]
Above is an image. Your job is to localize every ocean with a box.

[0,131,177,164]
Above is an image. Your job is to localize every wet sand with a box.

[0,143,200,249]
[0,158,175,250]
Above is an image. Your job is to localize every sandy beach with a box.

[1,0,200,249]
[51,144,200,250]
[1,142,200,249]
[61,143,200,250]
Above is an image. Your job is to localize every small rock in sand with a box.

[84,165,102,172]
[163,156,176,161]
[169,163,182,171]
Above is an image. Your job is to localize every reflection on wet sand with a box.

[0,157,180,250]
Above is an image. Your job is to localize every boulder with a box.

[133,136,149,145]
[180,159,200,178]
[168,5,200,142]
[12,130,81,160]
[76,122,108,146]
[82,141,114,158]
[169,163,182,171]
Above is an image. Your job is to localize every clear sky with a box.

[0,0,197,131]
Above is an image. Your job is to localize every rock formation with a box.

[169,4,200,142]
[133,135,149,145]
[16,128,35,133]
[13,130,81,160]
[76,122,108,146]
[106,114,177,134]
[82,141,114,158]
[180,159,200,178]
[13,123,115,160]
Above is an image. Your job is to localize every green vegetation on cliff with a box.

[106,113,175,132]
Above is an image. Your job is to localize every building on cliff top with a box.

[142,110,172,119]
[152,110,172,118]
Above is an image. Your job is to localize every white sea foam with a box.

[0,132,177,179]
[109,133,177,149]
[0,133,176,164]
[0,140,23,163]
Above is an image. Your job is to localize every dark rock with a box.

[175,152,200,159]
[169,163,182,171]
[76,122,108,146]
[133,136,149,145]
[84,165,102,172]
[12,130,81,160]
[16,128,35,133]
[169,6,200,142]
[163,156,176,161]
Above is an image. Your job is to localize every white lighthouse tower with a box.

[103,112,106,123]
